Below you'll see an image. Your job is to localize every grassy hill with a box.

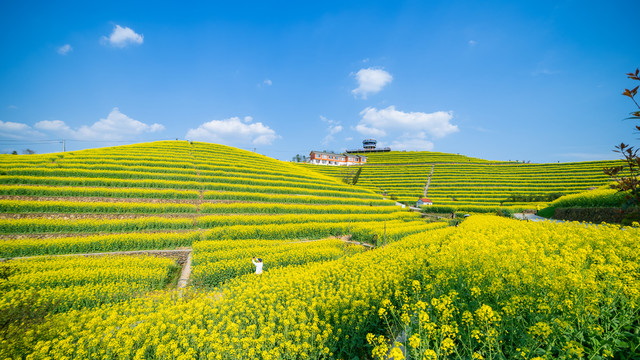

[0,141,444,253]
[1,141,639,359]
[302,151,622,208]
[349,150,513,164]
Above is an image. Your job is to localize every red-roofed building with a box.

[417,198,433,206]
[309,151,367,166]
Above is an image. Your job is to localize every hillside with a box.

[302,151,622,207]
[349,150,513,164]
[0,141,445,251]
[1,141,639,359]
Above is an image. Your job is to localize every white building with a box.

[309,151,367,166]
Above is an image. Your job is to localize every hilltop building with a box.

[308,151,367,166]
[345,139,391,153]
[417,198,433,206]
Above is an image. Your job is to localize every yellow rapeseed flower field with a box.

[1,141,636,359]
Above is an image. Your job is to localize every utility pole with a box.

[62,139,66,152]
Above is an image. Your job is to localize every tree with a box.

[603,68,640,207]
[23,149,35,155]
[352,167,363,185]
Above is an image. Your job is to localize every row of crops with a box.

[2,141,446,359]
[0,255,179,329]
[0,212,416,236]
[347,150,512,164]
[0,141,379,199]
[3,141,638,358]
[2,215,638,359]
[0,199,397,215]
[302,156,622,207]
[1,215,446,258]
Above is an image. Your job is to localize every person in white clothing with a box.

[252,257,263,275]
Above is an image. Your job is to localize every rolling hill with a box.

[302,151,622,207]
[1,141,639,359]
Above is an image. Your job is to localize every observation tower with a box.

[345,139,391,153]
[362,139,377,150]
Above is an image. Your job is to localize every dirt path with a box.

[177,251,192,289]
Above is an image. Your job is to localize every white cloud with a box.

[57,44,72,55]
[34,119,71,132]
[468,40,477,47]
[358,106,457,138]
[186,117,279,146]
[263,79,272,86]
[329,125,343,135]
[390,134,435,151]
[35,108,164,141]
[7,105,17,110]
[351,68,392,99]
[320,116,343,144]
[355,123,386,137]
[355,106,458,151]
[0,120,44,139]
[0,108,161,142]
[102,25,144,48]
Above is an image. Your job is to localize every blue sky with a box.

[1,0,638,163]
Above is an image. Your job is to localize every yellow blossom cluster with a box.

[204,219,447,244]
[0,199,198,214]
[1,225,453,359]
[0,216,195,235]
[368,215,640,359]
[0,184,200,199]
[199,202,398,214]
[0,255,178,327]
[0,231,200,258]
[191,238,365,287]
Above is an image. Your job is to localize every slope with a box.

[300,151,622,208]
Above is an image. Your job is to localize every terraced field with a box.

[347,150,513,164]
[1,141,639,359]
[303,151,621,208]
[0,140,451,358]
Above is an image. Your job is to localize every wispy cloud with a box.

[390,135,435,151]
[0,120,44,139]
[186,116,279,146]
[101,25,144,48]
[532,56,561,76]
[320,116,342,144]
[351,68,392,99]
[472,126,492,133]
[532,68,560,76]
[468,40,477,47]
[57,44,72,55]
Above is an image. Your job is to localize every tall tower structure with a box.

[362,139,377,150]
